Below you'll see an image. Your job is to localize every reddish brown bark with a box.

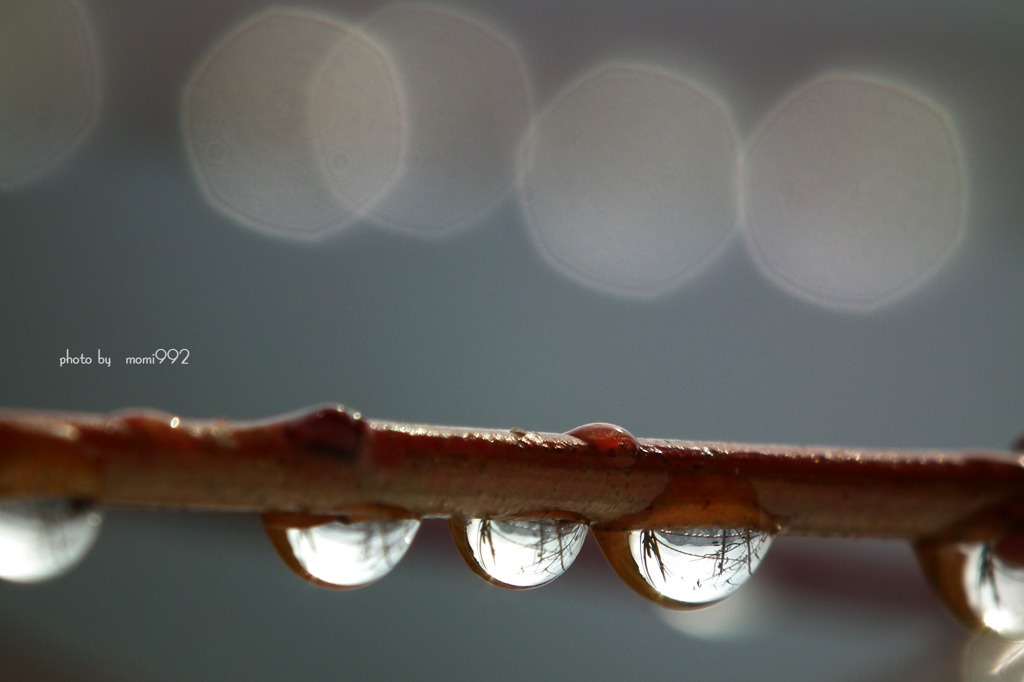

[1,404,1022,543]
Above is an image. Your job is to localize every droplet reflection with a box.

[451,518,588,589]
[265,515,420,589]
[917,538,1024,640]
[962,631,1024,681]
[596,527,772,607]
[0,499,102,583]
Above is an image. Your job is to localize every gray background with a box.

[1,1,1022,680]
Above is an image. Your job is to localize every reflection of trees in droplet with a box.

[478,520,577,574]
[458,518,587,588]
[519,64,738,298]
[363,4,531,236]
[743,73,967,310]
[182,9,403,239]
[980,544,1000,606]
[296,522,404,568]
[628,528,772,605]
[918,539,1024,641]
[639,529,766,591]
[280,518,420,588]
[0,0,100,189]
[975,543,1024,638]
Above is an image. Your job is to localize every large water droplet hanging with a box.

[917,536,1024,640]
[264,514,420,589]
[451,518,588,589]
[0,499,102,583]
[595,527,772,607]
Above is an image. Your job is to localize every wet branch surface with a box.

[1,403,1022,543]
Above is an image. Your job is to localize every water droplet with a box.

[0,499,102,583]
[264,513,419,589]
[962,631,1024,681]
[917,536,1024,640]
[566,422,638,467]
[594,527,772,607]
[280,403,365,461]
[451,517,588,589]
[566,422,637,451]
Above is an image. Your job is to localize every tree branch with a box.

[1,404,1021,543]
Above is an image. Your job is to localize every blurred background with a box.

[1,0,1022,679]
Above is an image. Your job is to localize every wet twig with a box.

[0,404,1022,545]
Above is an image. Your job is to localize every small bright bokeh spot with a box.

[362,4,531,236]
[743,74,967,310]
[0,0,99,189]
[182,9,403,239]
[520,64,738,298]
